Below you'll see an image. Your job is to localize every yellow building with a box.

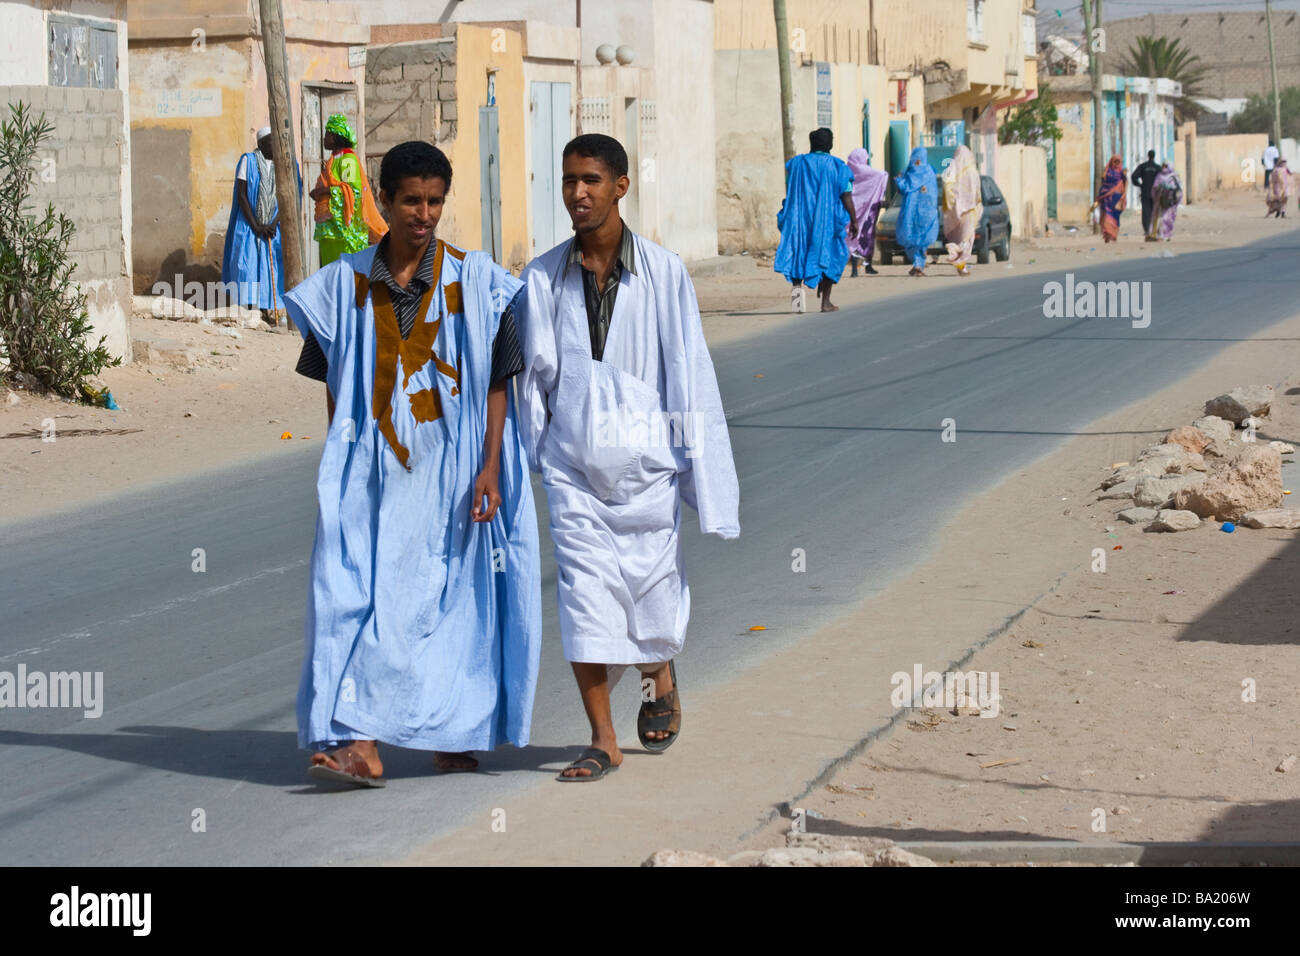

[128,0,369,293]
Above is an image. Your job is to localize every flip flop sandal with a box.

[307,747,386,789]
[556,747,619,782]
[434,752,479,774]
[637,660,681,754]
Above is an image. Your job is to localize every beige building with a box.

[712,1,1040,253]
[128,0,369,293]
[1,0,133,360]
[352,0,719,263]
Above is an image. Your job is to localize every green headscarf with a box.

[325,113,357,147]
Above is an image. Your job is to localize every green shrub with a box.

[0,100,120,399]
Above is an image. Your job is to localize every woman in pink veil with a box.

[847,148,890,276]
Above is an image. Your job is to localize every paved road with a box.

[3,231,1298,864]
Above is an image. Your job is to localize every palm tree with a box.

[1117,36,1208,124]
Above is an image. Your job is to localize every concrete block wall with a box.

[1,84,132,360]
[364,39,457,190]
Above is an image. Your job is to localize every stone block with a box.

[437,80,457,100]
[440,100,456,122]
[402,61,442,82]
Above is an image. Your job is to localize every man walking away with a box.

[1131,150,1161,238]
[1264,140,1279,190]
[774,128,858,312]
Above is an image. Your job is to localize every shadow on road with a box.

[0,725,588,788]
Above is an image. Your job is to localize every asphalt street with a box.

[2,230,1298,864]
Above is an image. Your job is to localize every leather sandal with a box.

[637,660,681,754]
[307,746,386,789]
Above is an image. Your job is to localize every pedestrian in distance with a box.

[941,144,983,276]
[774,127,859,312]
[1131,149,1161,236]
[515,134,740,782]
[1266,158,1291,218]
[1147,162,1183,240]
[1096,155,1127,244]
[221,127,293,324]
[846,148,888,277]
[1263,140,1279,190]
[286,141,543,788]
[308,113,387,266]
[895,146,939,276]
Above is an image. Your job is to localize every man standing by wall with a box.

[1264,140,1280,190]
[222,128,287,323]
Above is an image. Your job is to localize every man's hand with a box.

[471,465,501,522]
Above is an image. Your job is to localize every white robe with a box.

[517,231,740,665]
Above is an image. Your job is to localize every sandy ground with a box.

[739,365,1300,861]
[1,188,1286,527]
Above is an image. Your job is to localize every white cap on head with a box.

[256,126,272,141]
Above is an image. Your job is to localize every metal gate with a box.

[479,106,503,263]
[529,81,571,256]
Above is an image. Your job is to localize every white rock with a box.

[642,849,730,867]
[1148,509,1201,532]
[1134,474,1204,508]
[1204,386,1273,422]
[1268,441,1295,455]
[757,847,867,867]
[872,846,937,867]
[1240,509,1300,529]
[5,390,20,406]
[1118,507,1159,524]
[1277,755,1298,773]
[1099,479,1138,500]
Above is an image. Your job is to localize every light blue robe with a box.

[774,151,854,286]
[222,151,286,310]
[283,241,542,752]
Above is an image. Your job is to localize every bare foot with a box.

[559,737,624,778]
[821,302,839,312]
[434,751,478,772]
[310,740,383,778]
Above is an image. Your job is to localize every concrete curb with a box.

[898,840,1300,865]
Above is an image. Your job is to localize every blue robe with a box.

[895,146,939,269]
[222,151,287,310]
[774,151,853,286]
[283,240,543,752]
